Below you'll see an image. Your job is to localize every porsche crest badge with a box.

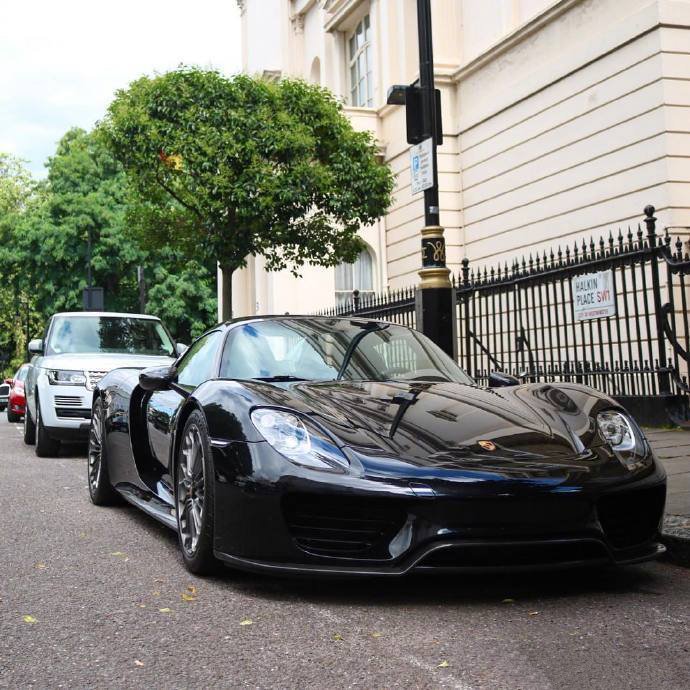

[478,440,496,451]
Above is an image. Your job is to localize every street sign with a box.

[572,269,616,321]
[410,137,434,195]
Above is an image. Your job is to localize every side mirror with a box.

[139,365,177,392]
[175,343,188,356]
[489,371,521,388]
[28,339,44,355]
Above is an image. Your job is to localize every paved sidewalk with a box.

[645,428,690,564]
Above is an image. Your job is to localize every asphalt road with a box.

[1,414,689,690]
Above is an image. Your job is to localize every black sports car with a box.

[88,316,666,576]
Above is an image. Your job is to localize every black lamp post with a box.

[387,0,455,358]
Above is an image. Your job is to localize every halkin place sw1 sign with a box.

[572,269,616,321]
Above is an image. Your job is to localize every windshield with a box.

[46,316,175,357]
[219,318,474,384]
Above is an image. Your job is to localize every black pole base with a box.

[415,286,456,359]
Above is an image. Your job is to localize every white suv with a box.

[24,311,183,457]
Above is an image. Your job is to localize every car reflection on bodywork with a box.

[87,316,666,576]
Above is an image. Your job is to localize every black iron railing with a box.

[319,286,416,328]
[316,206,690,424]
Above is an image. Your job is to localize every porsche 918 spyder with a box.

[88,316,666,576]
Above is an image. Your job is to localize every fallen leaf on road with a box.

[22,615,37,624]
[528,611,540,616]
[501,598,514,604]
[371,632,383,638]
[152,591,161,596]
[239,618,253,626]
[181,593,196,602]
[134,660,144,667]
[332,633,343,641]
[34,563,46,570]
[110,551,126,557]
[187,585,197,594]
[159,608,172,613]
[137,604,146,609]
[438,661,449,668]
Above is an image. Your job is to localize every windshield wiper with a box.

[337,323,390,380]
[252,375,308,382]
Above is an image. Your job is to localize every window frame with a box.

[347,13,373,108]
[335,248,375,307]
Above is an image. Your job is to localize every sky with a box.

[0,0,242,177]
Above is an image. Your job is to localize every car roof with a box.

[51,311,160,320]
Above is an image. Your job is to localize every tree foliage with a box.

[0,154,40,375]
[0,130,217,375]
[99,68,394,317]
[15,128,140,315]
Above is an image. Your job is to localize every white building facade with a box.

[226,0,690,319]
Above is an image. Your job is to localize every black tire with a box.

[35,397,61,458]
[175,410,221,575]
[24,404,36,445]
[7,408,21,423]
[88,398,121,506]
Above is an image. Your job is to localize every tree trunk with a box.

[220,263,234,321]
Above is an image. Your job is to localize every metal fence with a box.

[319,286,416,328]
[319,206,690,425]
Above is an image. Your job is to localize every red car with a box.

[5,364,29,423]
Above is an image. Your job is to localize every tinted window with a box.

[176,331,223,389]
[219,319,473,384]
[47,316,174,356]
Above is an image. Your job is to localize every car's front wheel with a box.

[35,397,60,457]
[175,410,220,575]
[88,398,121,506]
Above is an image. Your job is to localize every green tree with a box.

[14,129,216,344]
[99,68,394,319]
[0,153,39,376]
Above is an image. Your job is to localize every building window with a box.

[348,14,373,107]
[335,249,375,306]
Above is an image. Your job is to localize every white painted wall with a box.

[224,0,690,320]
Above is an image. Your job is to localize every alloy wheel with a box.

[88,403,102,491]
[177,424,205,556]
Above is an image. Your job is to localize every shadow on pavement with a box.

[63,442,671,608]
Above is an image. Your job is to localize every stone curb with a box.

[661,515,690,567]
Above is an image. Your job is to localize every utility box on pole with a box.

[83,287,104,311]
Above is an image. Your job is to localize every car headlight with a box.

[597,410,647,469]
[250,408,349,473]
[46,369,87,386]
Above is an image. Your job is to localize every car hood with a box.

[39,352,174,372]
[244,379,623,480]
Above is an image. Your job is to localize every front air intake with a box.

[597,484,666,549]
[283,494,406,559]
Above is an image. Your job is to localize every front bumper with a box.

[36,374,91,438]
[212,441,667,576]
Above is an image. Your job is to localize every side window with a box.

[175,331,223,389]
